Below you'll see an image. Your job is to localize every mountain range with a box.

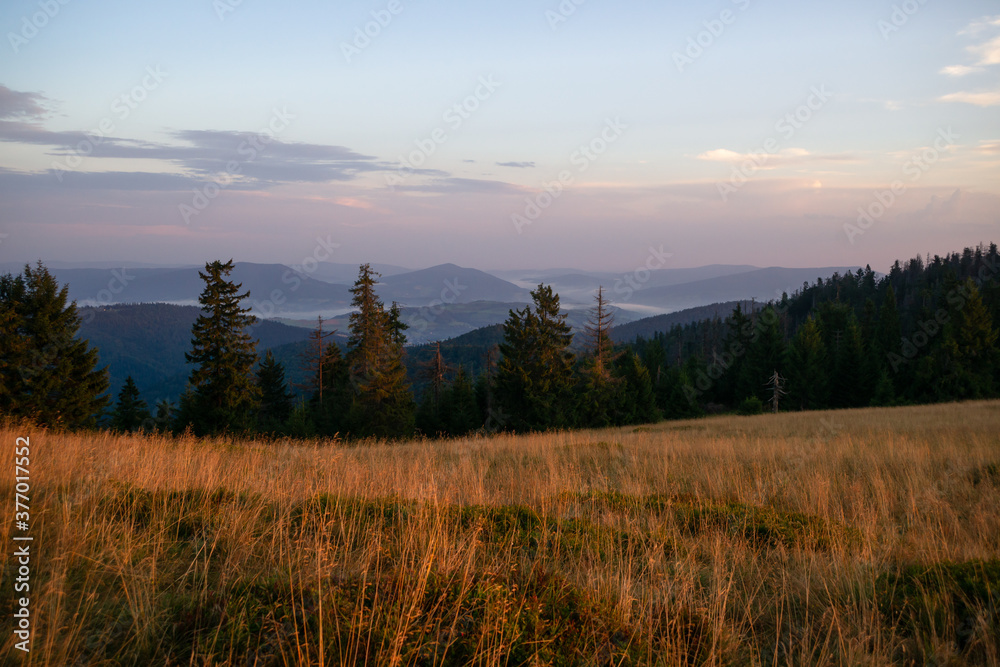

[0,258,866,347]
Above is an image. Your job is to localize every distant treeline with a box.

[1,243,997,437]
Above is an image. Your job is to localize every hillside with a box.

[53,263,350,311]
[623,266,861,309]
[610,301,748,342]
[378,264,532,306]
[78,303,314,404]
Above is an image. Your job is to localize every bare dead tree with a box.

[584,286,616,379]
[298,316,336,404]
[765,369,787,413]
[420,341,452,405]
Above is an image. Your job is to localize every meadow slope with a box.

[2,401,999,665]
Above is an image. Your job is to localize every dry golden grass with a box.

[1,401,999,665]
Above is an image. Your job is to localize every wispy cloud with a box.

[940,64,983,77]
[696,148,854,168]
[976,140,1000,154]
[0,85,52,120]
[938,89,1000,106]
[939,15,1000,102]
[0,84,464,191]
[393,177,523,195]
[496,161,535,168]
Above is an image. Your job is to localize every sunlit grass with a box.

[2,401,999,664]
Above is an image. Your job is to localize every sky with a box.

[0,0,998,272]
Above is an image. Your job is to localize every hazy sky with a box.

[0,0,997,272]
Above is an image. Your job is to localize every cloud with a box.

[0,85,52,121]
[696,148,854,168]
[969,34,1000,65]
[959,15,1000,35]
[0,84,464,191]
[697,149,744,162]
[912,188,963,222]
[393,177,523,194]
[940,65,983,77]
[496,161,535,168]
[938,17,1000,104]
[938,89,1000,106]
[0,167,232,192]
[333,197,374,209]
[976,140,1000,154]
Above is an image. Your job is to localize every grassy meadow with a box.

[2,401,999,665]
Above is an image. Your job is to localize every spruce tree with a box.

[614,352,660,424]
[717,302,753,404]
[784,317,828,410]
[110,376,151,432]
[818,302,866,408]
[311,343,353,436]
[495,284,575,431]
[256,351,293,433]
[0,262,109,428]
[445,366,480,436]
[416,342,451,436]
[177,259,259,435]
[876,284,902,398]
[154,399,174,431]
[737,305,786,403]
[346,264,415,438]
[948,279,998,397]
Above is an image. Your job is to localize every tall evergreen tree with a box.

[256,351,293,433]
[784,317,828,410]
[110,376,151,432]
[444,366,480,436]
[717,302,754,404]
[613,352,660,425]
[177,260,259,434]
[0,262,109,428]
[346,264,415,438]
[495,284,576,431]
[154,399,174,431]
[946,279,998,398]
[416,341,452,436]
[311,343,352,436]
[737,305,786,403]
[817,302,866,408]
